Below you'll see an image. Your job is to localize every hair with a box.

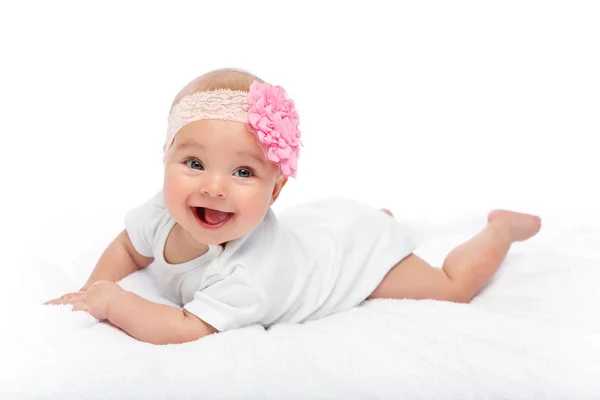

[170,68,265,110]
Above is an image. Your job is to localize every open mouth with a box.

[193,207,234,229]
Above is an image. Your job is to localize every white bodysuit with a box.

[124,191,416,332]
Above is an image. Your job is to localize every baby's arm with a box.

[80,230,153,290]
[78,259,265,344]
[106,291,218,345]
[45,230,152,305]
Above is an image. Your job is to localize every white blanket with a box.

[2,216,600,399]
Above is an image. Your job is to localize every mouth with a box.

[192,207,234,230]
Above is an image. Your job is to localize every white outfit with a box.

[124,191,416,332]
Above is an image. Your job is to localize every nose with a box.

[199,174,228,198]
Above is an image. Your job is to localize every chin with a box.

[196,229,246,246]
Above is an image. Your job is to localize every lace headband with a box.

[164,81,301,178]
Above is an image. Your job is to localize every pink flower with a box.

[247,81,302,178]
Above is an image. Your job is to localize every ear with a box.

[270,177,288,205]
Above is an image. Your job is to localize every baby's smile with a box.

[192,206,234,230]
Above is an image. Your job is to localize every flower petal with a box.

[246,81,302,178]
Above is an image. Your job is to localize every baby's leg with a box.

[369,209,542,303]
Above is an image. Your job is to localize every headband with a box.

[164,81,301,178]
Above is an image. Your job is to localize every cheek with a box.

[236,186,274,219]
[163,166,191,193]
[163,174,188,211]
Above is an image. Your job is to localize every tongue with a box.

[204,208,230,225]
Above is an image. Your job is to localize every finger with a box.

[66,294,85,305]
[44,295,71,305]
[55,294,75,305]
[72,302,90,313]
[44,291,87,305]
[62,291,87,303]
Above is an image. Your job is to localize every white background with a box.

[0,1,598,283]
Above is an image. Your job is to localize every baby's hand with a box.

[44,291,87,306]
[71,280,125,321]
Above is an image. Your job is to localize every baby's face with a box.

[163,120,286,246]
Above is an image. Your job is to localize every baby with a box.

[45,68,542,345]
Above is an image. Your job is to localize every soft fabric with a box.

[124,191,416,331]
[4,215,600,399]
[164,89,249,153]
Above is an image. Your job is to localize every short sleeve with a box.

[183,265,268,332]
[124,191,168,257]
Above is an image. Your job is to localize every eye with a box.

[234,168,254,178]
[185,159,204,170]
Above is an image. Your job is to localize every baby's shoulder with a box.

[126,191,169,221]
[124,190,173,257]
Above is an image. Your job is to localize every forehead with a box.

[172,120,269,164]
[174,120,254,148]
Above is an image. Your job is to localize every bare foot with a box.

[487,209,542,242]
[380,208,393,217]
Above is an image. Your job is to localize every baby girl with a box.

[45,68,541,345]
